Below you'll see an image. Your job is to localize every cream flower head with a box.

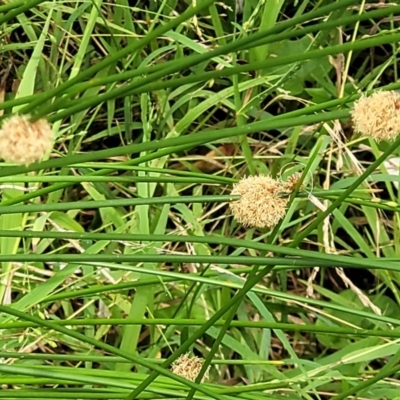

[0,115,53,165]
[170,353,209,382]
[230,175,289,229]
[351,90,400,141]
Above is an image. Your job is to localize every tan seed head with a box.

[170,353,209,382]
[0,115,53,165]
[351,90,400,141]
[281,172,304,193]
[230,175,288,229]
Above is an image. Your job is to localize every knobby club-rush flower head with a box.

[0,115,54,165]
[170,353,209,382]
[351,90,400,142]
[230,175,289,229]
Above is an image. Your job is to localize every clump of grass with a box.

[1,2,400,400]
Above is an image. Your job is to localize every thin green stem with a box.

[0,175,229,184]
[0,195,235,214]
[0,254,365,267]
[0,319,396,338]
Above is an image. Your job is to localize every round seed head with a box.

[230,175,288,229]
[281,172,304,193]
[0,115,54,165]
[351,91,400,141]
[170,353,209,382]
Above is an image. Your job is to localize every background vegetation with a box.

[1,0,400,399]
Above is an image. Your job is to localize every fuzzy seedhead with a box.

[280,172,304,194]
[230,175,289,229]
[170,353,209,382]
[351,90,400,141]
[0,115,53,165]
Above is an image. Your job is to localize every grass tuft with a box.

[0,1,400,399]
